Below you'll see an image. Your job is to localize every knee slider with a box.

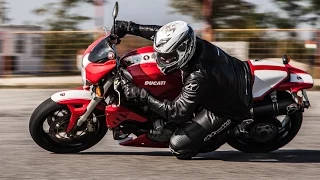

[169,129,192,151]
[169,129,198,158]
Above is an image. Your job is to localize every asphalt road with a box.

[1,89,320,180]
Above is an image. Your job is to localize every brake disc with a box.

[250,122,279,143]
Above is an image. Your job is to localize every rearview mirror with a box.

[112,2,119,19]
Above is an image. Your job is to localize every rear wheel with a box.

[227,91,303,153]
[227,112,302,153]
[29,98,107,153]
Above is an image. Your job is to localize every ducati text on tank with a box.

[144,81,166,86]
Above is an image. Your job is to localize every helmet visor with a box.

[155,51,179,65]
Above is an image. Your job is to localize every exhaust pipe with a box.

[252,99,299,117]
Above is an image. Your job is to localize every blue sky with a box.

[7,0,279,30]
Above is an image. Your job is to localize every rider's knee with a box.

[169,145,197,160]
[169,128,198,160]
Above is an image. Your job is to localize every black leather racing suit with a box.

[127,23,253,159]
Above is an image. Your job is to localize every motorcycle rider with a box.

[112,20,253,159]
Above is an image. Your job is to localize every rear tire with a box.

[227,111,303,153]
[227,91,303,153]
[29,98,107,153]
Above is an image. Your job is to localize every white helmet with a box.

[153,20,196,74]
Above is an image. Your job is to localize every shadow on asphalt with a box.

[195,149,320,163]
[79,151,173,157]
[78,149,320,163]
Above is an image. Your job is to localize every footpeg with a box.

[149,119,165,135]
[117,136,133,144]
[113,128,129,140]
[235,119,254,136]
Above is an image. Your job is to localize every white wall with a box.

[0,28,44,74]
[212,41,249,60]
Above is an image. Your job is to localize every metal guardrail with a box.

[0,29,319,78]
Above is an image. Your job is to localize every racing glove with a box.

[111,20,136,38]
[119,69,149,103]
[111,21,161,41]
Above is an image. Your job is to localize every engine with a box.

[147,119,173,142]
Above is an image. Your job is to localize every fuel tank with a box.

[121,46,182,100]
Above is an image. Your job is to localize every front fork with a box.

[68,78,114,135]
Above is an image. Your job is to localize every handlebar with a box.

[109,34,121,45]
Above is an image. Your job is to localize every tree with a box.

[169,0,295,43]
[0,0,10,24]
[169,0,311,62]
[272,0,320,28]
[33,0,103,31]
[170,0,278,29]
[33,0,105,73]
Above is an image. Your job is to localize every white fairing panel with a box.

[253,70,288,98]
[51,90,92,102]
[289,73,314,84]
[250,59,285,67]
[82,53,91,68]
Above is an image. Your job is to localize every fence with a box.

[0,29,319,78]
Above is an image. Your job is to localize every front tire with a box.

[29,98,107,153]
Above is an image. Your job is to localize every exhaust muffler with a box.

[252,99,299,117]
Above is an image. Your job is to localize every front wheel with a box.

[227,112,303,153]
[29,98,107,153]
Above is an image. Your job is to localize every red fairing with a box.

[57,99,105,132]
[128,64,182,100]
[123,46,183,100]
[119,134,169,148]
[277,82,313,92]
[286,64,309,74]
[85,60,116,84]
[249,64,288,71]
[121,46,154,59]
[277,64,313,92]
[105,105,148,128]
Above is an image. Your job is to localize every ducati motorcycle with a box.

[29,2,314,154]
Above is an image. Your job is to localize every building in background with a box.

[0,1,44,75]
[0,25,43,75]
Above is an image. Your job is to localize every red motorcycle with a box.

[29,2,314,154]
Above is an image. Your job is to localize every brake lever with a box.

[113,68,128,107]
[113,77,121,107]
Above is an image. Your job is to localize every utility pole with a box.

[94,0,104,29]
[315,30,320,78]
[202,0,214,41]
[0,0,4,24]
[94,0,104,39]
[0,0,9,24]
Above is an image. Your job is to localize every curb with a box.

[0,76,83,88]
[0,84,82,89]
